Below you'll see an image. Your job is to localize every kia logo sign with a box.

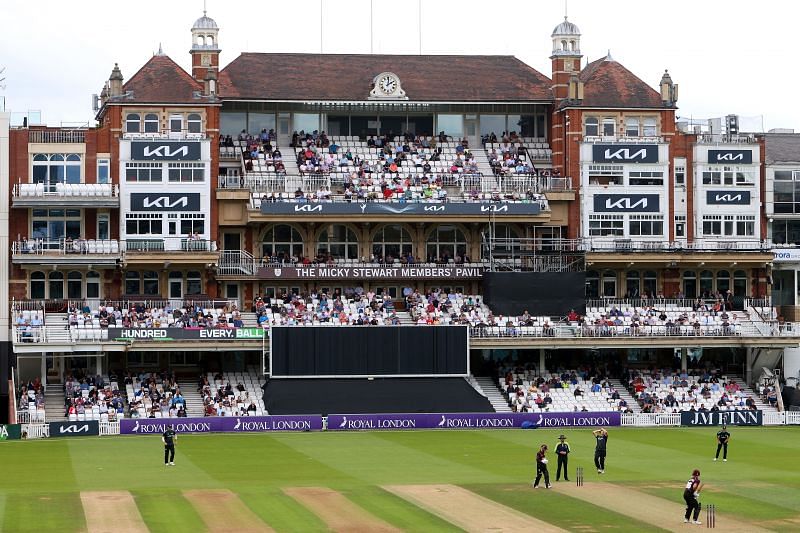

[708,149,753,164]
[592,144,658,163]
[49,421,100,437]
[593,194,660,213]
[130,193,201,212]
[706,191,751,205]
[131,141,201,161]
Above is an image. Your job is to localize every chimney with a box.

[109,63,124,97]
[660,69,677,106]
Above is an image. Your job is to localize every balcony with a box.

[12,239,121,266]
[12,183,119,208]
[122,238,218,253]
[586,239,769,253]
[696,133,757,145]
[28,129,86,144]
[583,135,664,144]
[122,130,207,141]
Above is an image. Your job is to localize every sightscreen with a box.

[483,272,587,317]
[270,326,468,377]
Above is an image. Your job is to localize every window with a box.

[67,271,83,299]
[169,114,183,133]
[772,219,800,244]
[30,271,45,299]
[643,270,657,297]
[629,215,664,236]
[144,113,159,133]
[31,208,82,242]
[702,215,736,236]
[626,270,641,298]
[588,164,623,186]
[716,270,730,294]
[48,272,64,299]
[97,213,110,240]
[186,271,202,295]
[675,159,686,186]
[294,113,321,135]
[642,117,657,137]
[86,271,100,299]
[436,114,463,137]
[317,225,359,260]
[481,224,520,258]
[168,162,205,182]
[602,118,615,136]
[261,224,304,261]
[126,113,141,133]
[588,215,624,236]
[625,117,640,137]
[187,113,202,134]
[125,162,162,182]
[703,166,755,186]
[32,153,82,190]
[700,270,714,295]
[180,213,205,235]
[675,215,686,238]
[125,213,163,235]
[736,215,755,236]
[628,171,664,186]
[584,117,598,137]
[585,270,599,298]
[125,271,159,295]
[97,158,110,184]
[426,225,467,262]
[372,224,413,261]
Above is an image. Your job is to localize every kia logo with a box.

[714,153,744,162]
[143,196,189,209]
[604,148,649,161]
[714,194,742,202]
[60,424,90,434]
[143,145,189,158]
[606,197,647,210]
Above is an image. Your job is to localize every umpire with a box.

[555,434,571,481]
[162,424,177,466]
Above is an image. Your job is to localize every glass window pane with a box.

[480,115,505,137]
[293,113,320,134]
[248,113,276,134]
[221,112,247,136]
[437,114,463,137]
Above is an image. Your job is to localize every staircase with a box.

[44,313,74,343]
[44,387,67,422]
[474,376,512,412]
[239,312,261,328]
[608,379,641,413]
[394,311,415,326]
[176,381,206,417]
[728,375,775,412]
[470,148,497,180]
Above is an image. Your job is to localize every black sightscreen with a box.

[483,272,586,317]
[270,326,468,377]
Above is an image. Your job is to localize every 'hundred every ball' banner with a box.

[110,327,265,341]
[328,412,621,430]
[120,415,322,434]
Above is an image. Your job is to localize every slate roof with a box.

[576,56,665,109]
[765,133,800,164]
[117,55,204,104]
[217,53,553,102]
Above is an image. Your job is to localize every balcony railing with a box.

[28,129,86,143]
[696,133,757,145]
[122,239,217,253]
[582,135,664,144]
[586,239,769,252]
[13,182,118,198]
[12,239,121,255]
[122,129,207,140]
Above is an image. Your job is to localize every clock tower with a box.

[190,10,220,81]
[550,17,582,104]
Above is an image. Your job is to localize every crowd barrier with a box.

[12,410,800,439]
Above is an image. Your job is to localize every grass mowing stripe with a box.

[0,440,78,492]
[0,492,6,530]
[3,492,85,533]
[347,486,463,533]
[237,489,329,533]
[133,489,206,533]
[466,483,672,533]
[642,486,797,521]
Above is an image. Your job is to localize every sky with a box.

[0,0,793,130]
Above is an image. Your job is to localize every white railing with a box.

[15,409,46,424]
[122,239,217,253]
[13,183,118,199]
[762,411,786,425]
[29,130,86,143]
[100,422,120,435]
[621,413,681,426]
[787,412,800,425]
[122,130,207,140]
[586,238,768,252]
[583,135,664,144]
[218,250,257,276]
[12,239,121,255]
[21,424,49,439]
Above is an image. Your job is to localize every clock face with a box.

[379,75,398,94]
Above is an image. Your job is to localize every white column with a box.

[539,349,546,375]
[96,355,102,376]
[0,112,10,346]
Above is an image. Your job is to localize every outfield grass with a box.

[0,427,798,531]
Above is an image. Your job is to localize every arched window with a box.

[426,225,467,263]
[49,271,64,300]
[30,271,46,299]
[317,225,358,260]
[643,117,657,137]
[602,269,617,298]
[196,35,204,46]
[67,271,82,299]
[169,271,183,299]
[699,270,714,296]
[187,113,202,134]
[561,40,568,51]
[716,270,730,294]
[683,271,697,298]
[125,113,140,133]
[602,117,616,137]
[626,270,640,298]
[584,117,598,137]
[86,271,100,299]
[262,225,303,262]
[186,271,202,295]
[207,35,214,46]
[144,113,159,133]
[125,271,140,295]
[570,40,577,51]
[32,154,82,189]
[372,224,412,262]
[143,271,159,295]
[643,270,657,298]
[585,270,599,299]
[625,117,640,137]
